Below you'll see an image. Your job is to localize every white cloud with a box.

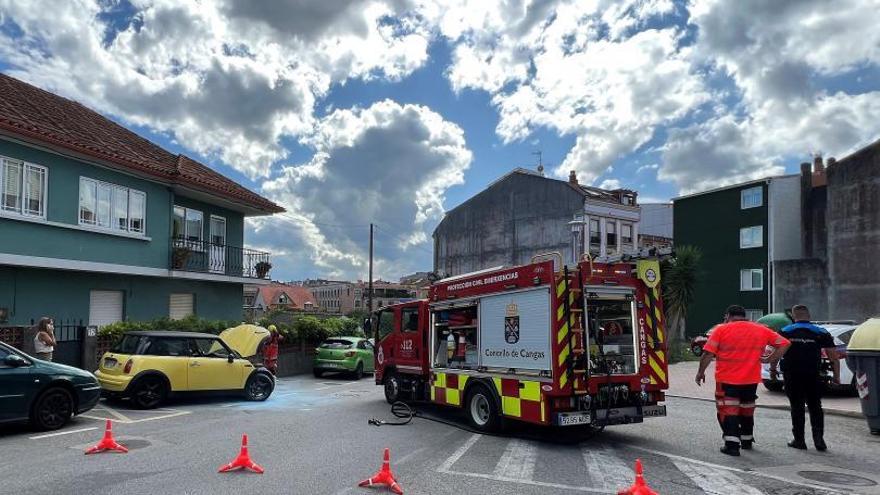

[659,0,880,191]
[0,0,430,179]
[253,100,472,280]
[636,163,659,173]
[429,0,707,185]
[598,178,622,190]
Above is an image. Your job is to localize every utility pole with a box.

[368,223,374,318]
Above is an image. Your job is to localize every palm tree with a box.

[662,245,703,343]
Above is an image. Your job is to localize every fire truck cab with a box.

[371,255,668,431]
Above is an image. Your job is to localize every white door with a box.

[89,290,124,328]
[169,293,194,320]
[209,215,226,274]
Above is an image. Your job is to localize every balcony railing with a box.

[170,238,271,279]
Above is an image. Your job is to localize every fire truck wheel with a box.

[384,373,401,404]
[465,384,500,432]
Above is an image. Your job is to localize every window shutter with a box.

[89,290,124,328]
[169,293,195,320]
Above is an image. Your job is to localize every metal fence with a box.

[170,238,271,279]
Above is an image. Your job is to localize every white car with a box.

[761,322,858,393]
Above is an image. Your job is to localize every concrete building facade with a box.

[433,168,648,277]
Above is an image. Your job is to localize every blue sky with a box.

[1,0,878,281]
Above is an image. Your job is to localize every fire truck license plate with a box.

[642,405,666,418]
[557,412,591,426]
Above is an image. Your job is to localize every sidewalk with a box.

[667,361,863,418]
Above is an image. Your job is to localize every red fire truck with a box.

[371,254,668,431]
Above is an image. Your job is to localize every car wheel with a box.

[313,369,323,378]
[353,362,364,380]
[762,379,784,393]
[31,387,73,431]
[384,373,401,404]
[465,384,501,432]
[131,376,167,409]
[245,372,274,401]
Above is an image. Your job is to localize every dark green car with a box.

[313,337,375,379]
[0,342,101,430]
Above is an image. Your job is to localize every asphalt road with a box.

[2,374,879,495]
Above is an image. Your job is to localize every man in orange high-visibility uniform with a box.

[696,305,791,456]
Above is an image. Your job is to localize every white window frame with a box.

[173,205,204,249]
[745,309,764,321]
[740,269,764,291]
[78,176,146,236]
[741,186,763,209]
[1,157,47,220]
[739,225,764,249]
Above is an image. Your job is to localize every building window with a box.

[741,186,763,209]
[589,219,601,254]
[745,309,764,321]
[173,205,203,242]
[79,177,146,235]
[740,269,764,291]
[606,222,617,254]
[169,293,195,320]
[739,226,763,248]
[621,223,633,246]
[1,158,47,218]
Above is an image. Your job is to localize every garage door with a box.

[169,293,194,320]
[89,290,124,328]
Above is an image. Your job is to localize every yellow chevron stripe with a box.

[649,357,666,383]
[649,375,657,385]
[557,281,565,297]
[558,343,570,367]
[559,370,568,389]
[558,322,569,345]
[557,304,564,322]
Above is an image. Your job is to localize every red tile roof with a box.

[258,284,317,310]
[0,73,284,214]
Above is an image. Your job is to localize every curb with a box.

[667,394,865,419]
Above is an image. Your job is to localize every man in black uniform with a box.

[773,305,839,451]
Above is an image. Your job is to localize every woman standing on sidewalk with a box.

[33,317,56,361]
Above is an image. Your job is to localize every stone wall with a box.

[826,141,880,321]
[772,259,829,318]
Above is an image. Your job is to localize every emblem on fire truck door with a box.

[377,345,385,365]
[505,302,520,344]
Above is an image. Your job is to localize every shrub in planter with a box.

[172,247,191,269]
[255,261,272,278]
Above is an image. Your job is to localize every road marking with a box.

[396,447,426,465]
[80,406,190,424]
[494,439,537,481]
[673,460,764,495]
[438,433,481,472]
[583,446,633,491]
[93,405,132,422]
[630,446,848,494]
[29,427,97,440]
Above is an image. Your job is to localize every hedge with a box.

[98,316,242,341]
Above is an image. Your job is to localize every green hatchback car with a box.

[313,337,375,379]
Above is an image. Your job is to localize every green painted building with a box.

[0,74,283,327]
[673,174,802,336]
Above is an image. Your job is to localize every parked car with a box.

[313,337,375,379]
[94,331,275,409]
[689,325,720,356]
[0,341,101,430]
[761,322,858,393]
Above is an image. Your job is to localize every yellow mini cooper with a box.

[95,330,275,409]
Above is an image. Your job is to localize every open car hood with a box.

[219,324,270,358]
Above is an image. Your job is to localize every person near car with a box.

[263,324,282,375]
[773,305,838,451]
[695,305,791,456]
[33,317,56,361]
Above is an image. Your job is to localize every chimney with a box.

[812,155,827,187]
[568,170,579,186]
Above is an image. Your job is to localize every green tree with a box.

[662,245,703,342]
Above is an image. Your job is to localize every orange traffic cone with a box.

[617,459,658,495]
[218,434,264,474]
[84,420,128,455]
[359,448,403,494]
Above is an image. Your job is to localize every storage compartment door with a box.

[479,289,551,372]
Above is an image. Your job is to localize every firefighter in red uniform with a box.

[264,324,282,375]
[696,305,791,456]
